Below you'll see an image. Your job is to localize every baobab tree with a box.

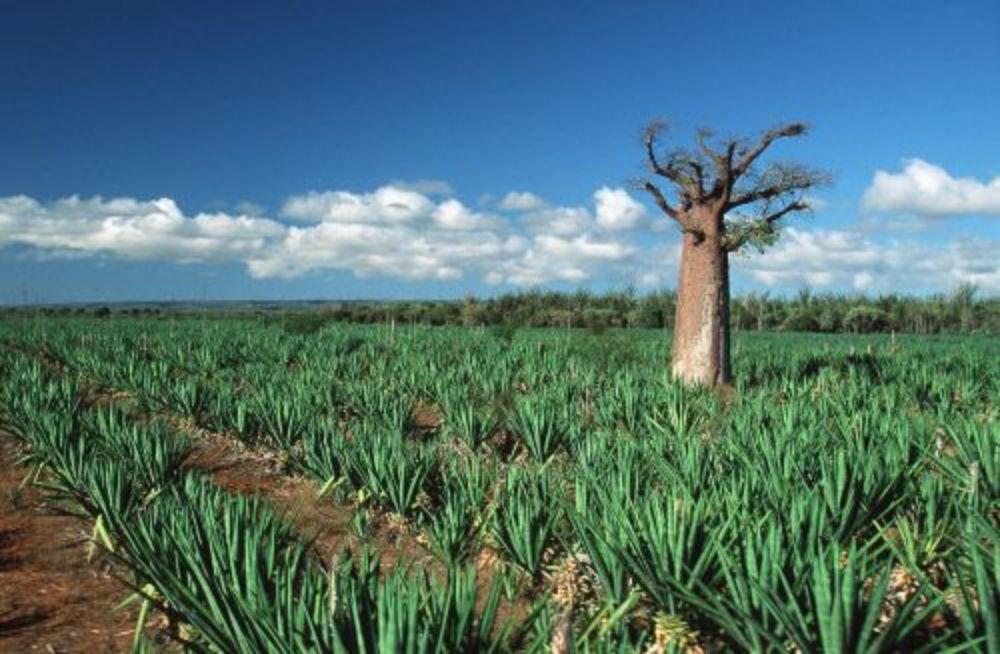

[640,120,829,386]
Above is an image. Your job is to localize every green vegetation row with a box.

[1,317,997,651]
[0,354,516,653]
[4,283,998,334]
[327,285,996,335]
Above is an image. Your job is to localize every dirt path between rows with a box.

[0,433,143,653]
[183,430,437,572]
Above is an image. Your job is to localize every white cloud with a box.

[0,195,281,263]
[2,185,996,294]
[594,186,647,231]
[432,199,502,231]
[927,240,1000,291]
[498,191,546,212]
[234,201,266,216]
[520,206,593,236]
[637,271,662,287]
[484,234,634,286]
[281,186,435,224]
[280,185,500,232]
[633,243,682,288]
[862,159,1000,217]
[852,271,874,290]
[736,227,1000,293]
[247,223,522,281]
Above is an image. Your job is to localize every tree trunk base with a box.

[671,232,732,387]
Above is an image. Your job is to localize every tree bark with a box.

[671,224,732,387]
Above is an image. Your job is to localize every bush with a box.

[274,312,332,335]
[490,324,518,343]
[843,306,890,333]
[780,310,820,332]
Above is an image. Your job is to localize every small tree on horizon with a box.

[640,120,830,386]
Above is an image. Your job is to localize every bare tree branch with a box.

[643,122,704,199]
[731,123,807,181]
[638,118,826,251]
[727,162,829,210]
[644,122,671,178]
[729,185,794,209]
[695,128,715,157]
[678,156,706,197]
[642,181,681,221]
[724,140,738,171]
[762,199,809,225]
[692,129,738,200]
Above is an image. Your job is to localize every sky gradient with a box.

[2,0,998,303]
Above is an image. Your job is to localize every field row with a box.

[0,318,997,652]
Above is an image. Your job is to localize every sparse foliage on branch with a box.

[638,121,831,252]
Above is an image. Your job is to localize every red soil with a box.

[0,434,143,653]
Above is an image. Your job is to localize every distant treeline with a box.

[5,284,997,334]
[316,285,997,334]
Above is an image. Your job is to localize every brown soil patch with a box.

[183,431,437,573]
[412,404,441,433]
[184,433,284,496]
[0,434,142,653]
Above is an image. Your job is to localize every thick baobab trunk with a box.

[671,229,732,386]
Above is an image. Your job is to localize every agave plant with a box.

[250,383,317,450]
[107,477,341,653]
[330,551,509,653]
[88,407,190,494]
[344,423,433,518]
[295,422,348,497]
[779,545,948,653]
[442,393,497,451]
[510,394,569,462]
[164,375,208,420]
[425,463,488,565]
[946,518,999,653]
[490,466,561,579]
[615,489,724,618]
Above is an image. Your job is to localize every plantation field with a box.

[0,317,996,652]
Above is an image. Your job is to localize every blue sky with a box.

[1,0,998,303]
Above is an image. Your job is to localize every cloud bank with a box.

[734,227,998,293]
[0,187,643,287]
[1,170,996,294]
[0,195,281,263]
